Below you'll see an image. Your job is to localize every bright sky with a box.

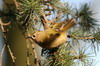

[63,0,100,66]
[0,0,3,10]
[61,0,93,8]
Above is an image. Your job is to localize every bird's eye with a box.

[33,35,35,37]
[55,33,60,36]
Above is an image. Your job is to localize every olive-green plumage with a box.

[31,19,76,49]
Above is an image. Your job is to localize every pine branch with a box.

[30,40,39,66]
[43,43,94,66]
[26,39,30,66]
[26,33,39,66]
[68,31,100,40]
[40,13,54,29]
[7,45,16,66]
[70,35,100,40]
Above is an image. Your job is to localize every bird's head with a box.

[31,31,46,44]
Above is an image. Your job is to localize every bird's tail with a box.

[62,19,76,32]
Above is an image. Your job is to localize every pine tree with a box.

[0,0,100,66]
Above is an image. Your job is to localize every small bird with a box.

[29,19,76,49]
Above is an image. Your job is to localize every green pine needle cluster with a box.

[17,0,44,33]
[42,43,94,66]
[76,4,98,31]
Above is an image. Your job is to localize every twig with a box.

[26,39,30,66]
[42,13,52,23]
[7,45,16,66]
[0,18,11,32]
[78,37,100,40]
[13,0,19,9]
[41,13,59,29]
[30,39,39,66]
[33,16,38,21]
[0,44,6,66]
[0,45,6,60]
[53,12,63,22]
[0,57,1,66]
[26,33,39,66]
[0,18,15,66]
[69,34,100,40]
[47,4,60,10]
[41,13,51,29]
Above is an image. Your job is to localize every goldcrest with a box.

[30,19,76,49]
